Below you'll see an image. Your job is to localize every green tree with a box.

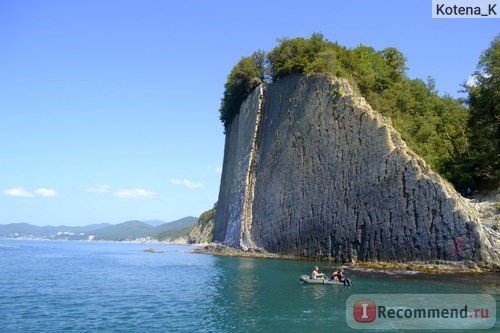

[463,35,500,191]
[219,55,262,127]
[433,96,471,187]
[380,47,407,83]
[267,33,329,80]
[252,49,270,83]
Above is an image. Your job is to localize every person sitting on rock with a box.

[311,266,326,280]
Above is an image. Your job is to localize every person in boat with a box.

[310,266,326,280]
[330,268,340,281]
[337,268,352,286]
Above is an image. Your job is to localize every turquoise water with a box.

[0,240,498,332]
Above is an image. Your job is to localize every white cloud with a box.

[87,185,110,193]
[3,187,59,198]
[113,188,156,198]
[169,178,203,189]
[3,187,34,197]
[87,185,156,198]
[34,188,58,197]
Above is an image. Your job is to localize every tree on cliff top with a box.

[267,33,407,92]
[219,51,267,128]
[267,33,331,80]
[219,34,496,193]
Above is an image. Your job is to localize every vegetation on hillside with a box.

[197,205,216,228]
[462,35,499,191]
[155,217,198,241]
[219,33,499,193]
[188,204,216,244]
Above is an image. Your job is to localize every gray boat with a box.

[299,275,345,285]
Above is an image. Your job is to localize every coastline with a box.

[193,243,500,275]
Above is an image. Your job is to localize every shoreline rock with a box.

[144,248,165,253]
[193,243,498,274]
[352,260,493,274]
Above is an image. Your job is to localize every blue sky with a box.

[0,1,497,226]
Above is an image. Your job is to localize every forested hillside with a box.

[220,34,499,193]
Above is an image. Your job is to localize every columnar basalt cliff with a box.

[214,74,499,269]
[214,85,265,250]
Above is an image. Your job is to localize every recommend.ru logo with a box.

[346,294,496,330]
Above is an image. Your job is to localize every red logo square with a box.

[353,299,376,322]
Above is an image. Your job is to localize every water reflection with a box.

[209,258,265,331]
[310,285,327,299]
[200,254,499,332]
[234,259,259,309]
[208,256,349,332]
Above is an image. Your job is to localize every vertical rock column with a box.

[213,86,264,249]
[240,86,265,250]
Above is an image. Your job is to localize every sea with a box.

[0,239,498,333]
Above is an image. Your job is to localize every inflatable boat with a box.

[299,275,344,285]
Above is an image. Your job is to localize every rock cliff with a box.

[213,74,499,269]
[188,207,215,244]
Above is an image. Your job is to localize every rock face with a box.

[213,74,499,269]
[188,208,215,244]
[187,219,214,245]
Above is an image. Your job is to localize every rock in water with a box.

[213,74,499,269]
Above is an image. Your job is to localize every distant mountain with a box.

[92,220,153,241]
[0,217,198,242]
[155,217,198,241]
[142,220,167,227]
[81,223,112,232]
